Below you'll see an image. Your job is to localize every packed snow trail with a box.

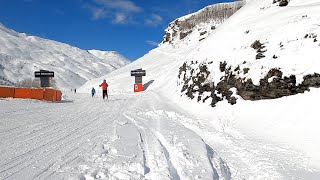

[1,91,320,179]
[0,93,136,179]
[0,92,230,180]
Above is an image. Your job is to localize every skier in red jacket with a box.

[99,79,109,100]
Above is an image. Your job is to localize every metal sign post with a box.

[34,70,54,87]
[131,69,146,92]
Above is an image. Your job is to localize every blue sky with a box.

[0,0,235,61]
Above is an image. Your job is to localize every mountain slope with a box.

[162,1,245,45]
[178,0,320,171]
[0,24,130,90]
[79,0,320,179]
[88,50,130,69]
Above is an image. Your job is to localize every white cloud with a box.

[146,40,159,46]
[95,0,142,13]
[113,13,127,24]
[87,0,142,24]
[92,7,107,20]
[145,14,163,27]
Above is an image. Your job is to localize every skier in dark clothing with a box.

[99,79,109,100]
[91,87,96,97]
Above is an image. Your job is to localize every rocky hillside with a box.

[0,24,130,90]
[162,1,245,44]
[178,0,320,107]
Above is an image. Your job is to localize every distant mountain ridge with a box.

[0,24,130,89]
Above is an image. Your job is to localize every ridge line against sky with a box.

[0,0,236,61]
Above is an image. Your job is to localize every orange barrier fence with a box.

[15,88,32,99]
[44,89,57,101]
[0,87,15,98]
[0,87,62,102]
[31,89,44,100]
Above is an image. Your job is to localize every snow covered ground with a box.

[2,0,320,179]
[1,89,320,180]
[0,92,230,180]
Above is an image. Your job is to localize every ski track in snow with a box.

[1,91,319,180]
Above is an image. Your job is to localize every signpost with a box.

[131,69,146,92]
[34,70,54,87]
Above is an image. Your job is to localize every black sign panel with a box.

[35,71,54,77]
[131,69,146,77]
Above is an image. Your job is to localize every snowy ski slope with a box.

[79,0,320,179]
[0,92,230,180]
[2,0,320,179]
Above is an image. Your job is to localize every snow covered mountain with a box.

[0,24,130,90]
[88,50,129,69]
[78,0,320,179]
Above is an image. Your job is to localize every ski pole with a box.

[97,86,100,98]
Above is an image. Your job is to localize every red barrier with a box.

[56,91,62,101]
[44,89,57,101]
[0,87,15,98]
[0,87,62,102]
[14,88,32,99]
[31,89,44,100]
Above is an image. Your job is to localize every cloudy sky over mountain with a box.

[0,0,235,60]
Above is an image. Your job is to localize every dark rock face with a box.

[180,30,193,40]
[304,33,318,42]
[273,0,289,6]
[251,40,267,60]
[200,31,207,36]
[279,0,289,6]
[178,61,320,107]
[164,32,171,43]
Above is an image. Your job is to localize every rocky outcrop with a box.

[178,61,320,107]
[273,0,290,7]
[251,40,267,60]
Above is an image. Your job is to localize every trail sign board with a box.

[131,69,146,77]
[35,71,54,77]
[34,70,54,87]
[131,68,145,92]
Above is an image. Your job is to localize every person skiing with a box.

[99,79,109,100]
[91,87,96,97]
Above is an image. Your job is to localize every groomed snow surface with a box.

[1,88,320,180]
[0,91,230,180]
